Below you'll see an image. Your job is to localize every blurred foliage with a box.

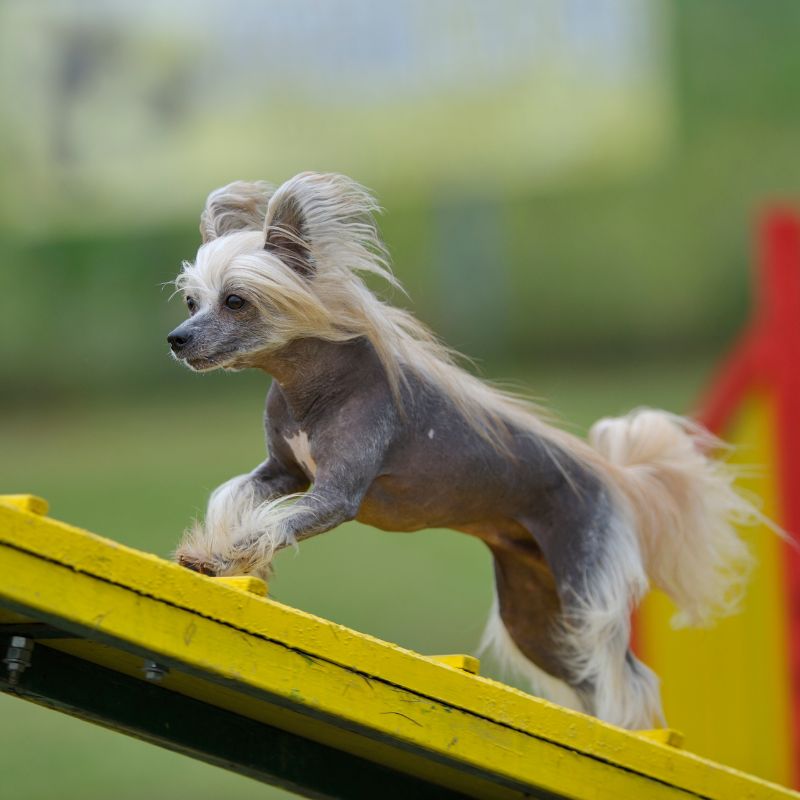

[1,2,800,407]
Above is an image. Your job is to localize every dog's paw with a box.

[173,525,274,581]
[174,545,255,579]
[174,539,230,577]
[177,554,221,576]
[174,520,235,577]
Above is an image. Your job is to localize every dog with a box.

[167,172,757,729]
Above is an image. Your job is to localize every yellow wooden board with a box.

[0,494,797,799]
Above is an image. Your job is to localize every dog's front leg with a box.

[175,456,309,575]
[220,471,370,579]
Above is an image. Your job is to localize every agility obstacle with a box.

[635,209,800,789]
[0,494,796,799]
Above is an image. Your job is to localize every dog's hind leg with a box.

[175,456,309,575]
[481,537,585,712]
[532,488,662,729]
[554,526,662,728]
[486,483,662,729]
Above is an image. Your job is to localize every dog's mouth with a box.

[180,349,237,372]
[171,340,265,372]
[186,357,221,372]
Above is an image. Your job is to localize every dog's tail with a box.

[589,409,759,628]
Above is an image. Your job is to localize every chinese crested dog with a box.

[168,172,757,729]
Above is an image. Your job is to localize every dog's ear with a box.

[264,172,385,280]
[263,178,315,278]
[200,181,273,244]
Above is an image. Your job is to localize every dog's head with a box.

[167,172,390,372]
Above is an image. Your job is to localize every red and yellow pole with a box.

[636,211,800,786]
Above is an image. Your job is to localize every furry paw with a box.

[174,532,232,577]
[177,554,221,576]
[174,536,263,579]
[174,493,293,581]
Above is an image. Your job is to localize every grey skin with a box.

[167,322,622,703]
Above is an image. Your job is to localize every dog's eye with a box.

[225,294,245,310]
[186,296,197,314]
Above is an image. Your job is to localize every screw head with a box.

[142,659,169,682]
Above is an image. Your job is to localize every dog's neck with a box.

[254,337,382,423]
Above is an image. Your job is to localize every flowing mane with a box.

[177,173,597,463]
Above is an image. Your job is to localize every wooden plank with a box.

[0,496,796,800]
[1,642,472,800]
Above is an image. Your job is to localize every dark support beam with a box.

[0,642,472,800]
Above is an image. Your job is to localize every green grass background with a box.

[0,357,712,799]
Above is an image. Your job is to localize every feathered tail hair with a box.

[589,409,759,627]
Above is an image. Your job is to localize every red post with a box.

[763,211,800,786]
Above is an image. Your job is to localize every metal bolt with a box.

[142,659,169,682]
[3,636,34,686]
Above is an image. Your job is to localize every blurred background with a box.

[1,1,799,797]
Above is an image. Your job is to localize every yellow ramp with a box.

[0,495,796,799]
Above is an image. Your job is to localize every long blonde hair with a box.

[178,172,595,461]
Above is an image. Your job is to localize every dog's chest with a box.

[284,430,317,478]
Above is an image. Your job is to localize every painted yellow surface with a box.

[0,544,682,800]
[428,654,481,674]
[635,729,686,748]
[638,391,793,784]
[0,494,48,515]
[211,575,268,597]
[12,631,526,800]
[0,496,797,799]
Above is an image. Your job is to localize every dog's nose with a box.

[168,331,191,352]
